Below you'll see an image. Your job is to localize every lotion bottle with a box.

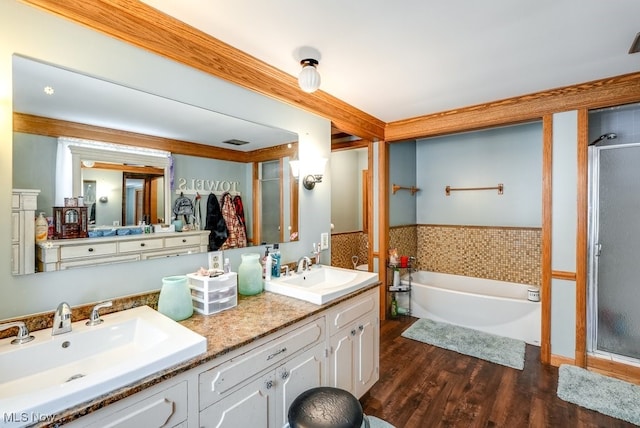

[35,212,48,242]
[262,245,272,281]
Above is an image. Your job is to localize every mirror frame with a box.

[68,144,172,224]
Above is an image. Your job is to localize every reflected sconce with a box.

[99,196,108,203]
[298,58,321,93]
[290,157,327,190]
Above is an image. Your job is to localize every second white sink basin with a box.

[265,265,378,304]
[0,305,206,426]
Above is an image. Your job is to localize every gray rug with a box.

[557,364,640,425]
[401,318,525,370]
[367,415,395,428]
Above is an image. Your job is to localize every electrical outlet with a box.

[320,232,329,250]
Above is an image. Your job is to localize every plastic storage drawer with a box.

[187,272,238,315]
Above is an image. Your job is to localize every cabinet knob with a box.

[182,239,187,243]
[351,329,356,336]
[359,325,364,331]
[88,247,94,252]
[140,243,145,247]
[265,379,273,389]
[281,371,289,380]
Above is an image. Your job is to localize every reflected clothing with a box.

[233,195,248,242]
[205,193,228,251]
[220,192,247,249]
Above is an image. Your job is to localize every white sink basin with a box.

[265,265,378,304]
[0,306,206,425]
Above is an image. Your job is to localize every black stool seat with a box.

[288,387,365,428]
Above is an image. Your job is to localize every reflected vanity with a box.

[12,55,300,275]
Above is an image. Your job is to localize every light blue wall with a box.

[389,141,417,226]
[12,133,56,214]
[550,111,578,358]
[415,123,543,227]
[331,149,363,232]
[1,1,330,319]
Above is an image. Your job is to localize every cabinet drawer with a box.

[119,238,164,253]
[328,290,377,336]
[60,242,118,260]
[165,234,202,248]
[199,318,324,409]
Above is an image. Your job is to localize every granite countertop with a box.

[46,284,379,427]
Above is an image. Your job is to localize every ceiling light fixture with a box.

[298,58,321,93]
[43,86,54,95]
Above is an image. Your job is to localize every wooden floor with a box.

[360,316,636,428]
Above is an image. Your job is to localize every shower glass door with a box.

[588,143,640,361]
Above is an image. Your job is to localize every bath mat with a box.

[557,364,640,425]
[367,415,395,428]
[401,318,525,370]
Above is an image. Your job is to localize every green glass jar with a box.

[238,253,263,295]
[158,275,193,321]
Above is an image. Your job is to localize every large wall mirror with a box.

[12,54,299,275]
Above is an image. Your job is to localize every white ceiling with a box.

[141,0,640,123]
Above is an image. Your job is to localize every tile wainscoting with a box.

[331,231,369,269]
[390,224,541,286]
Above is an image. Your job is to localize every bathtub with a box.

[406,271,541,345]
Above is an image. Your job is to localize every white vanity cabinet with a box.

[11,189,40,275]
[36,230,210,271]
[326,288,380,398]
[62,287,379,428]
[199,317,325,428]
[65,378,189,428]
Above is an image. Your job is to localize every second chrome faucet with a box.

[52,302,72,336]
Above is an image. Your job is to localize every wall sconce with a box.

[290,158,327,190]
[99,196,108,203]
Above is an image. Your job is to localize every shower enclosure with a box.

[588,141,640,364]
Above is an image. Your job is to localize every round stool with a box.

[288,387,369,428]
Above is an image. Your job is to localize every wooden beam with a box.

[386,72,640,142]
[14,112,296,163]
[21,0,385,141]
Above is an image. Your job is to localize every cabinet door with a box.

[200,372,275,428]
[274,343,325,427]
[355,313,379,398]
[328,327,356,393]
[78,381,188,428]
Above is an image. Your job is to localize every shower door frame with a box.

[587,142,640,365]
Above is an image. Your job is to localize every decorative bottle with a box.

[35,212,48,242]
[391,294,398,317]
[158,275,193,321]
[238,253,263,295]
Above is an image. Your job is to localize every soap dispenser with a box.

[262,245,272,281]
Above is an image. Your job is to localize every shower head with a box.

[589,133,617,146]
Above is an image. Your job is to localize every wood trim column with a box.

[575,109,589,367]
[541,114,553,364]
[378,141,389,320]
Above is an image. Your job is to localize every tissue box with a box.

[188,272,237,315]
[153,223,175,233]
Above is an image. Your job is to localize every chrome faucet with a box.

[52,302,72,336]
[296,256,312,273]
[0,321,34,344]
[86,300,113,326]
